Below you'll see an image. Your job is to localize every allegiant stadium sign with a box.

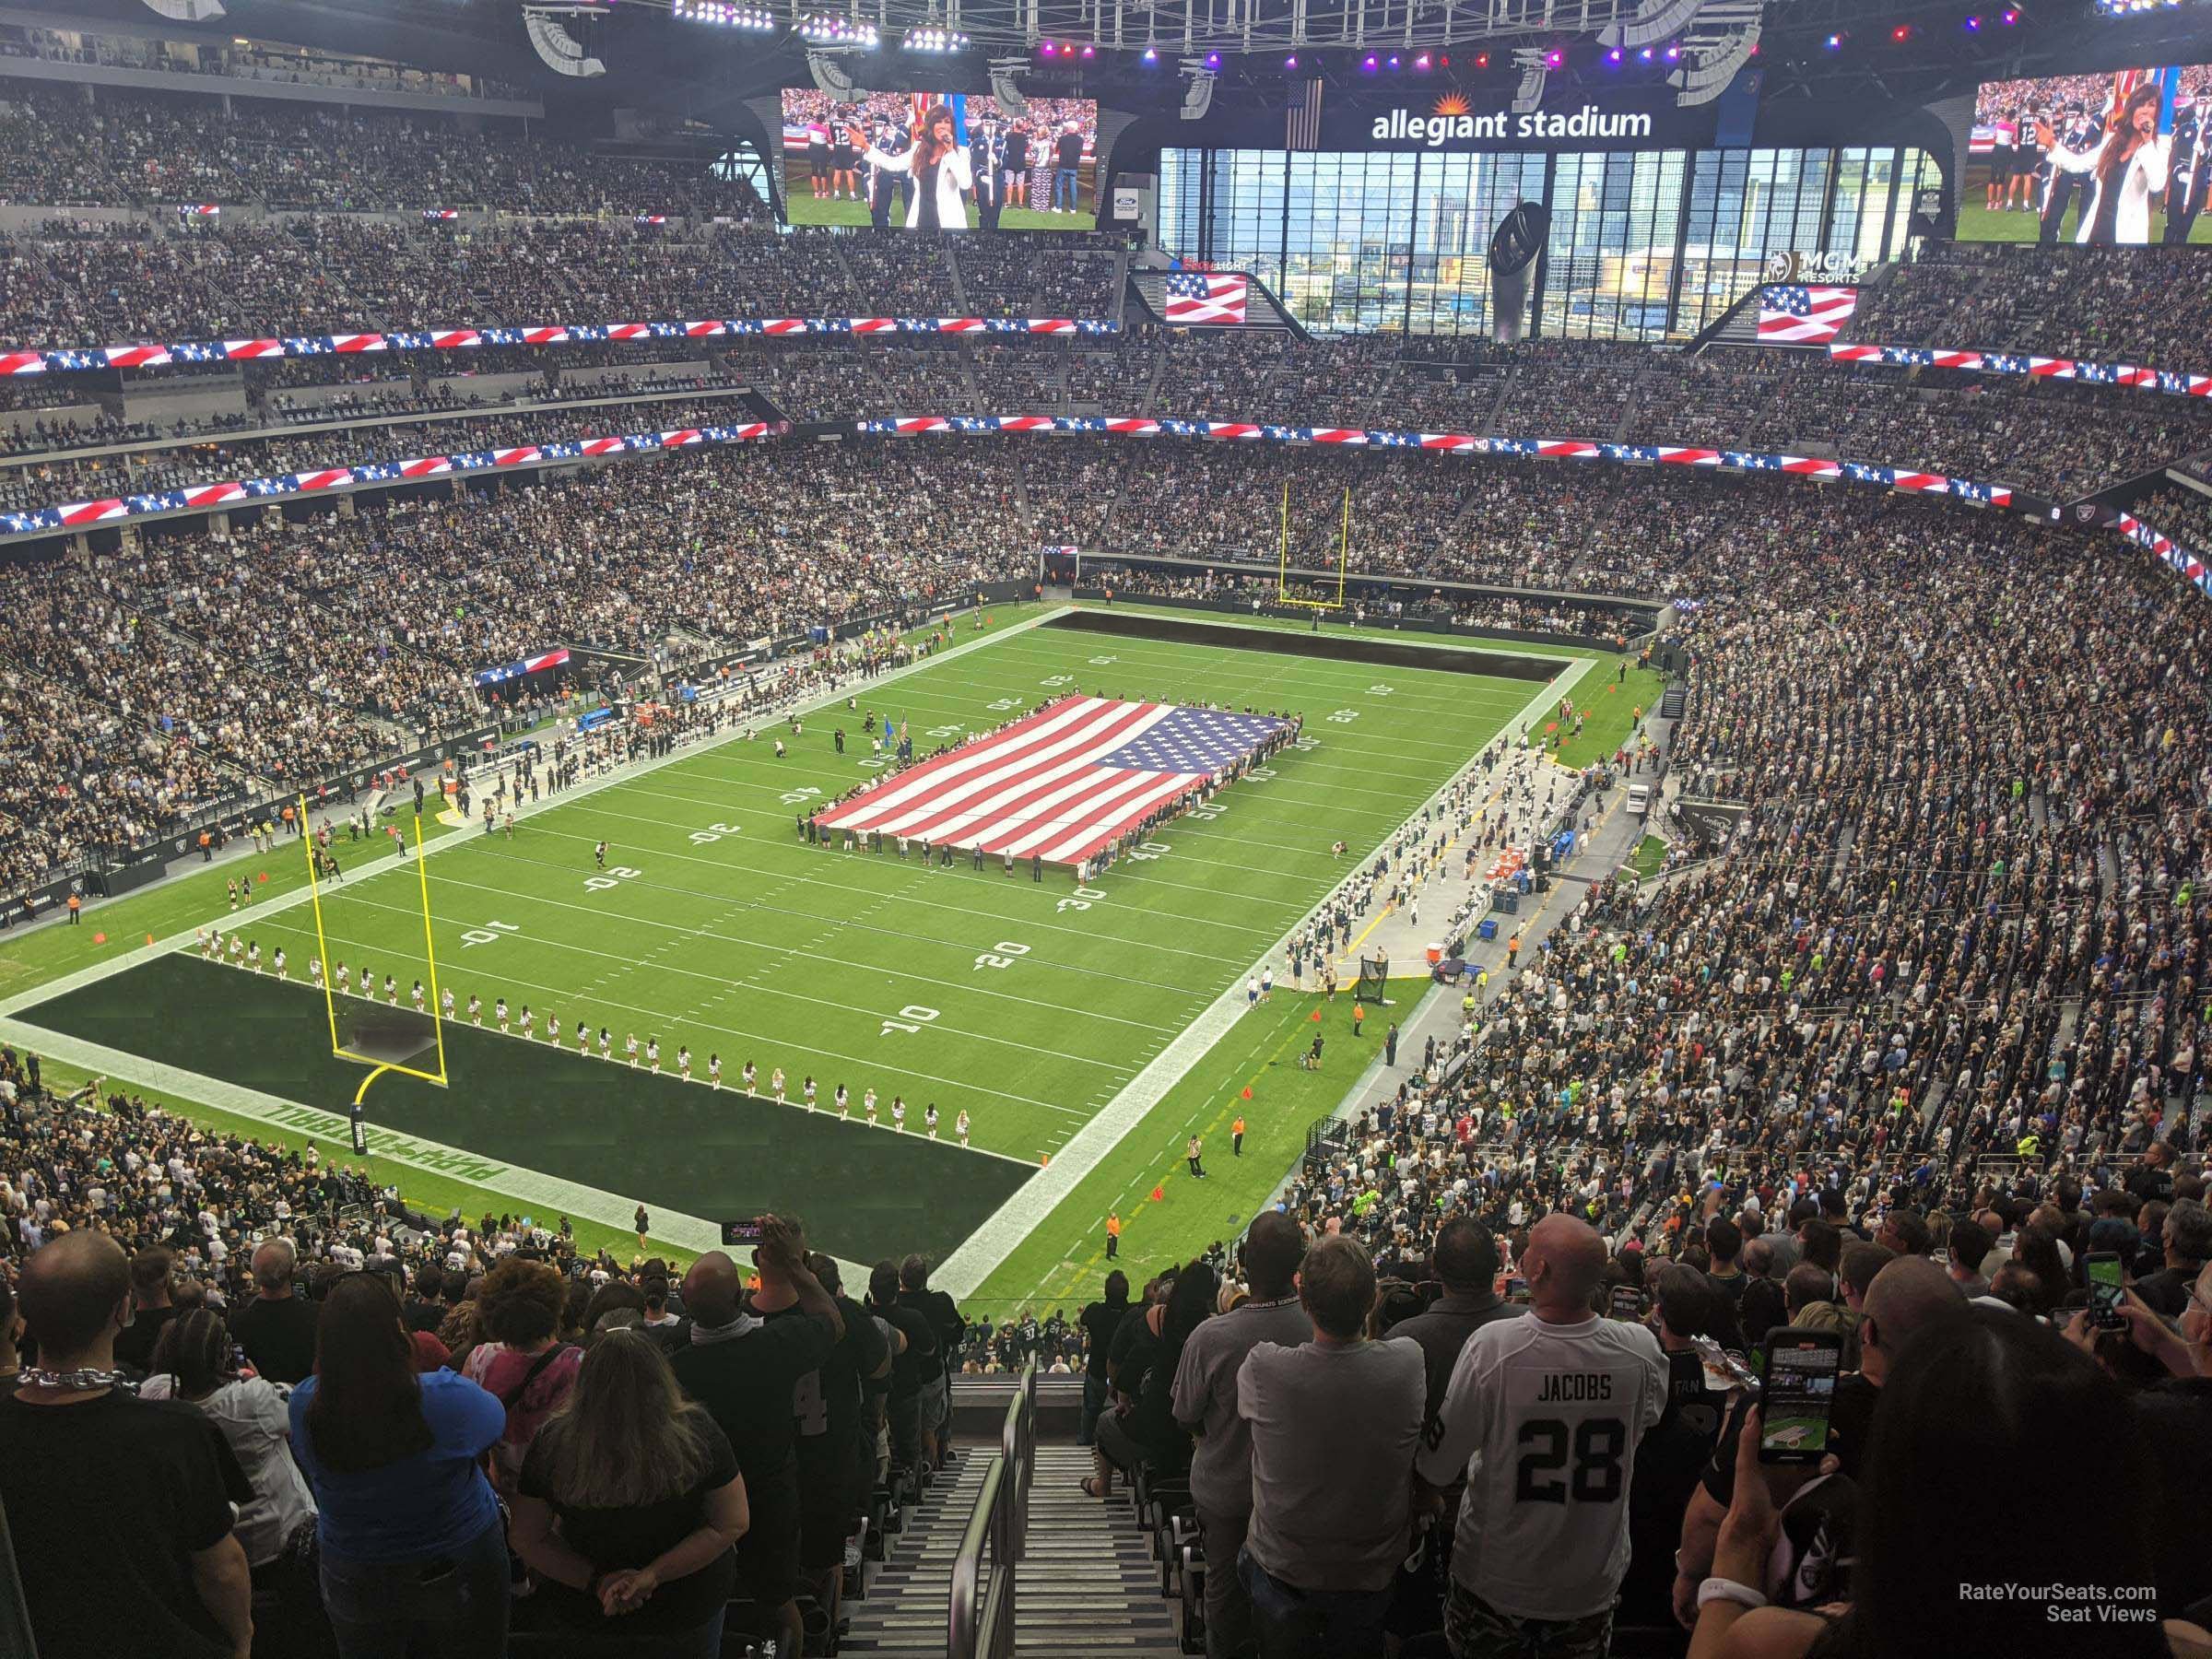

[1371,100,1656,146]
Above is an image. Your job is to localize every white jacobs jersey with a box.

[1416,1312,1666,1621]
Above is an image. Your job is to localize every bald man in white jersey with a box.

[1417,1214,1666,1659]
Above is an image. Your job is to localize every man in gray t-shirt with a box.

[1237,1233,1425,1654]
[1171,1214,1310,1659]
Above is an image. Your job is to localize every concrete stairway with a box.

[839,1444,1182,1658]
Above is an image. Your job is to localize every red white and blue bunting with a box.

[0,421,780,536]
[0,317,1118,377]
[1821,341,2212,400]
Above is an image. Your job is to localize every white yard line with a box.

[933,649,1598,1297]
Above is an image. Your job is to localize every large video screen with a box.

[1965,64,2212,244]
[780,88,1100,230]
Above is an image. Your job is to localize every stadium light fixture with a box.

[1142,45,1158,62]
[1890,22,1911,40]
[1964,14,1982,29]
[799,14,878,47]
[1415,52,1431,68]
[1607,46,1624,62]
[1825,30,1843,47]
[672,0,774,28]
[902,26,970,51]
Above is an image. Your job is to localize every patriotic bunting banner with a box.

[853,415,2014,510]
[0,421,779,537]
[1824,340,2212,399]
[0,316,1119,378]
[3,393,2194,611]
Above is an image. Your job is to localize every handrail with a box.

[952,1360,1037,1659]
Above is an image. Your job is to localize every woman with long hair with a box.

[2041,82,2172,244]
[288,1272,510,1659]
[509,1330,748,1657]
[1688,1309,2212,1658]
[861,100,972,230]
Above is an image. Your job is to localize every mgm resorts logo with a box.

[1371,92,1655,146]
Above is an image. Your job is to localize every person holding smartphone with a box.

[1671,1257,1963,1630]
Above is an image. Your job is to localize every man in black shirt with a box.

[229,1239,319,1385]
[1079,1283,1132,1451]
[869,1262,936,1472]
[670,1221,841,1659]
[402,1263,447,1334]
[112,1245,179,1375]
[757,1250,888,1641]
[0,1231,255,1659]
[898,1253,964,1467]
[1052,122,1084,214]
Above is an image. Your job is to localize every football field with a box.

[11,606,1609,1296]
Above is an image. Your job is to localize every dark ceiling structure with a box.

[39,0,2212,137]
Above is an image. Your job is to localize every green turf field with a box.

[8,605,1614,1288]
[782,194,1096,232]
[1954,196,2212,245]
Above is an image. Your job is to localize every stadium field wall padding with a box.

[1044,609,1563,680]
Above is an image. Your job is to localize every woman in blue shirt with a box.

[288,1272,509,1659]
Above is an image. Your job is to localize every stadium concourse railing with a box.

[949,1359,1038,1659]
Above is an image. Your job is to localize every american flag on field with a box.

[815,698,1285,866]
[1757,285,1859,345]
[1164,272,1250,326]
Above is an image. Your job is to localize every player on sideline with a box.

[956,1109,971,1147]
[594,840,608,870]
[924,1102,939,1138]
[709,1053,722,1089]
[678,1046,691,1083]
[864,1087,879,1127]
[835,1083,850,1119]
[441,986,455,1021]
[803,1076,818,1112]
[468,993,482,1026]
[1260,964,1274,1002]
[496,997,510,1034]
[771,1066,787,1105]
[891,1096,907,1134]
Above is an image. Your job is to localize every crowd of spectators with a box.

[0,1044,971,1659]
[1852,241,2212,377]
[0,219,1124,358]
[0,86,761,216]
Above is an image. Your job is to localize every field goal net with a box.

[1355,954,1391,1004]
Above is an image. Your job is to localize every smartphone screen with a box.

[1759,1329,1841,1465]
[1608,1284,1645,1322]
[2086,1252,2124,1326]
